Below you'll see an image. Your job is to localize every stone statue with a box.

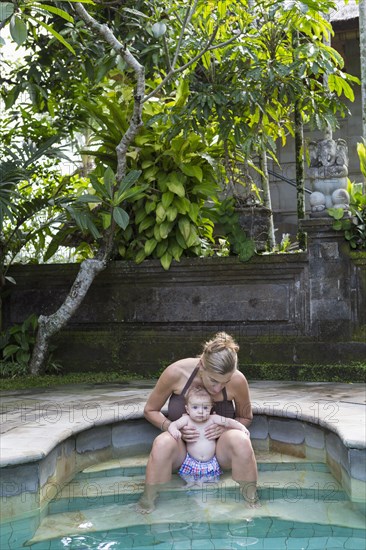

[308,137,350,216]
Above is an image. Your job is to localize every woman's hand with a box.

[181,425,199,442]
[204,423,226,440]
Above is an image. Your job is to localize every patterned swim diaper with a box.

[178,453,222,482]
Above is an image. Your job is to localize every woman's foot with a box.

[238,482,261,508]
[135,484,158,514]
[135,496,155,514]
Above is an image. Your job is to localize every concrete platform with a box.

[0,380,365,523]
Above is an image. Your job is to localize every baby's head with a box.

[185,386,213,422]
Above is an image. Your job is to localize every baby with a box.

[168,386,250,487]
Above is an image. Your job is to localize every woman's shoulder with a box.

[159,358,198,387]
[228,369,249,390]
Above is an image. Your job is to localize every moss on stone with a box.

[241,362,366,383]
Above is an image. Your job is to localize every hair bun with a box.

[204,332,239,354]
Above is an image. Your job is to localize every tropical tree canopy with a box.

[0,0,360,373]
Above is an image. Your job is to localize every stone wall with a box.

[2,221,365,373]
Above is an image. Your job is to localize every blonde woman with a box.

[137,332,259,512]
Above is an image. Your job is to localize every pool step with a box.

[26,493,366,546]
[49,468,346,508]
[26,454,365,547]
[48,452,345,516]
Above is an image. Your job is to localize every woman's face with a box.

[199,363,234,396]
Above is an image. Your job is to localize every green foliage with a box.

[0,314,62,376]
[0,140,77,277]
[0,0,361,272]
[208,197,256,261]
[72,87,222,269]
[328,143,366,250]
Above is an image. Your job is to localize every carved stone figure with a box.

[308,138,350,216]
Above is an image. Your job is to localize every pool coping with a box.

[0,379,365,517]
[1,380,365,467]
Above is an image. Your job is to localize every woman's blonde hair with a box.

[200,332,239,375]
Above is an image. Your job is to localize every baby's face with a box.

[186,397,212,422]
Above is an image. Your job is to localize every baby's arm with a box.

[168,415,190,440]
[211,415,250,436]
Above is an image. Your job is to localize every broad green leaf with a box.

[77,194,101,203]
[167,179,185,197]
[159,221,173,239]
[104,167,115,198]
[357,143,366,178]
[188,203,199,223]
[168,242,183,262]
[153,224,162,242]
[166,205,178,222]
[174,196,190,214]
[101,213,111,230]
[156,203,166,223]
[178,218,191,242]
[122,7,150,19]
[160,251,173,271]
[33,4,74,22]
[10,16,27,46]
[151,22,167,38]
[135,208,147,225]
[139,216,155,232]
[175,230,188,250]
[144,238,157,256]
[0,2,14,22]
[145,200,156,214]
[332,220,343,231]
[113,207,129,230]
[156,240,168,257]
[34,18,76,54]
[175,79,189,108]
[135,249,146,264]
[119,170,141,195]
[186,227,199,248]
[162,191,174,209]
[3,345,20,358]
[328,207,344,220]
[180,164,203,182]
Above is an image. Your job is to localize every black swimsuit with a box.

[167,366,236,421]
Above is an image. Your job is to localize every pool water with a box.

[2,454,365,550]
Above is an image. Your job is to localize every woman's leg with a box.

[216,430,260,507]
[137,432,186,513]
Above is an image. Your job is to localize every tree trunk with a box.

[28,2,235,374]
[29,3,146,375]
[259,149,275,250]
[292,30,306,250]
[294,101,306,249]
[30,258,106,374]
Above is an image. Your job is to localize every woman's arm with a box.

[231,371,253,428]
[143,359,191,431]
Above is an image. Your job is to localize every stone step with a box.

[27,493,366,546]
[75,453,330,481]
[48,469,348,516]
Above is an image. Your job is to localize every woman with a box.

[137,332,259,512]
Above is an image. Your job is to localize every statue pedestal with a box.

[300,218,353,340]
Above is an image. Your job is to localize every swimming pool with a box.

[3,452,365,550]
